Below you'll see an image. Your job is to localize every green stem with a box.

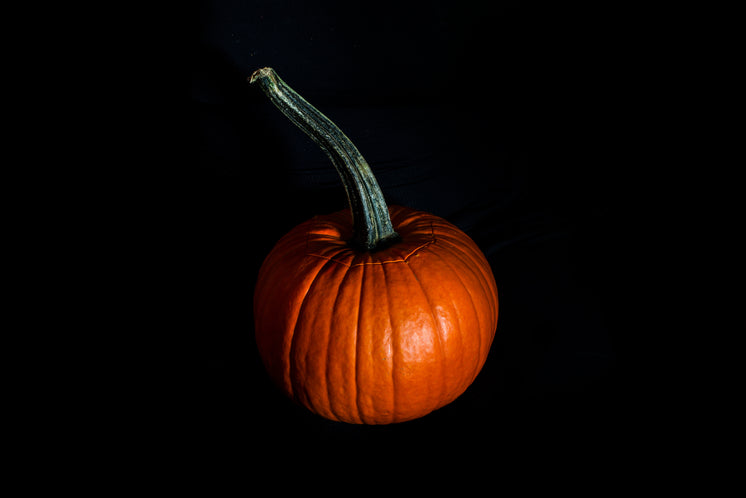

[250,67,400,251]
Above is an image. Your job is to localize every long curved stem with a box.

[250,67,400,251]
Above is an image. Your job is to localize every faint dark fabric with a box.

[188,1,638,449]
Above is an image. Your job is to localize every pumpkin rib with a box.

[417,248,472,395]
[446,240,493,321]
[353,261,366,424]
[378,261,398,422]
[265,251,332,398]
[434,239,498,381]
[427,246,485,385]
[435,231,498,324]
[373,263,396,424]
[436,234,497,329]
[287,255,339,406]
[319,260,355,422]
[405,258,449,410]
[255,233,317,318]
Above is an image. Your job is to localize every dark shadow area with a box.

[179,1,653,457]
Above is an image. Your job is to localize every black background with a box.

[186,0,658,456]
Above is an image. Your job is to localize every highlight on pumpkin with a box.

[251,67,499,424]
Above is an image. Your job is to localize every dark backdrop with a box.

[186,1,645,455]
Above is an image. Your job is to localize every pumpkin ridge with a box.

[436,232,498,328]
[378,261,398,422]
[353,262,365,424]
[433,238,498,381]
[405,259,449,409]
[427,247,484,385]
[323,260,356,422]
[287,256,338,404]
[434,231,497,295]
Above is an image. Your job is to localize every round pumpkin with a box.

[250,68,498,424]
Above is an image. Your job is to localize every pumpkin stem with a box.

[250,67,400,251]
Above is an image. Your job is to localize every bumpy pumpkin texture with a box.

[254,206,498,424]
[250,67,499,424]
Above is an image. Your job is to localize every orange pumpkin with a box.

[251,68,498,424]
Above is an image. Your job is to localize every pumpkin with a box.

[250,68,498,424]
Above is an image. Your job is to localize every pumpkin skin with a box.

[254,205,498,424]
